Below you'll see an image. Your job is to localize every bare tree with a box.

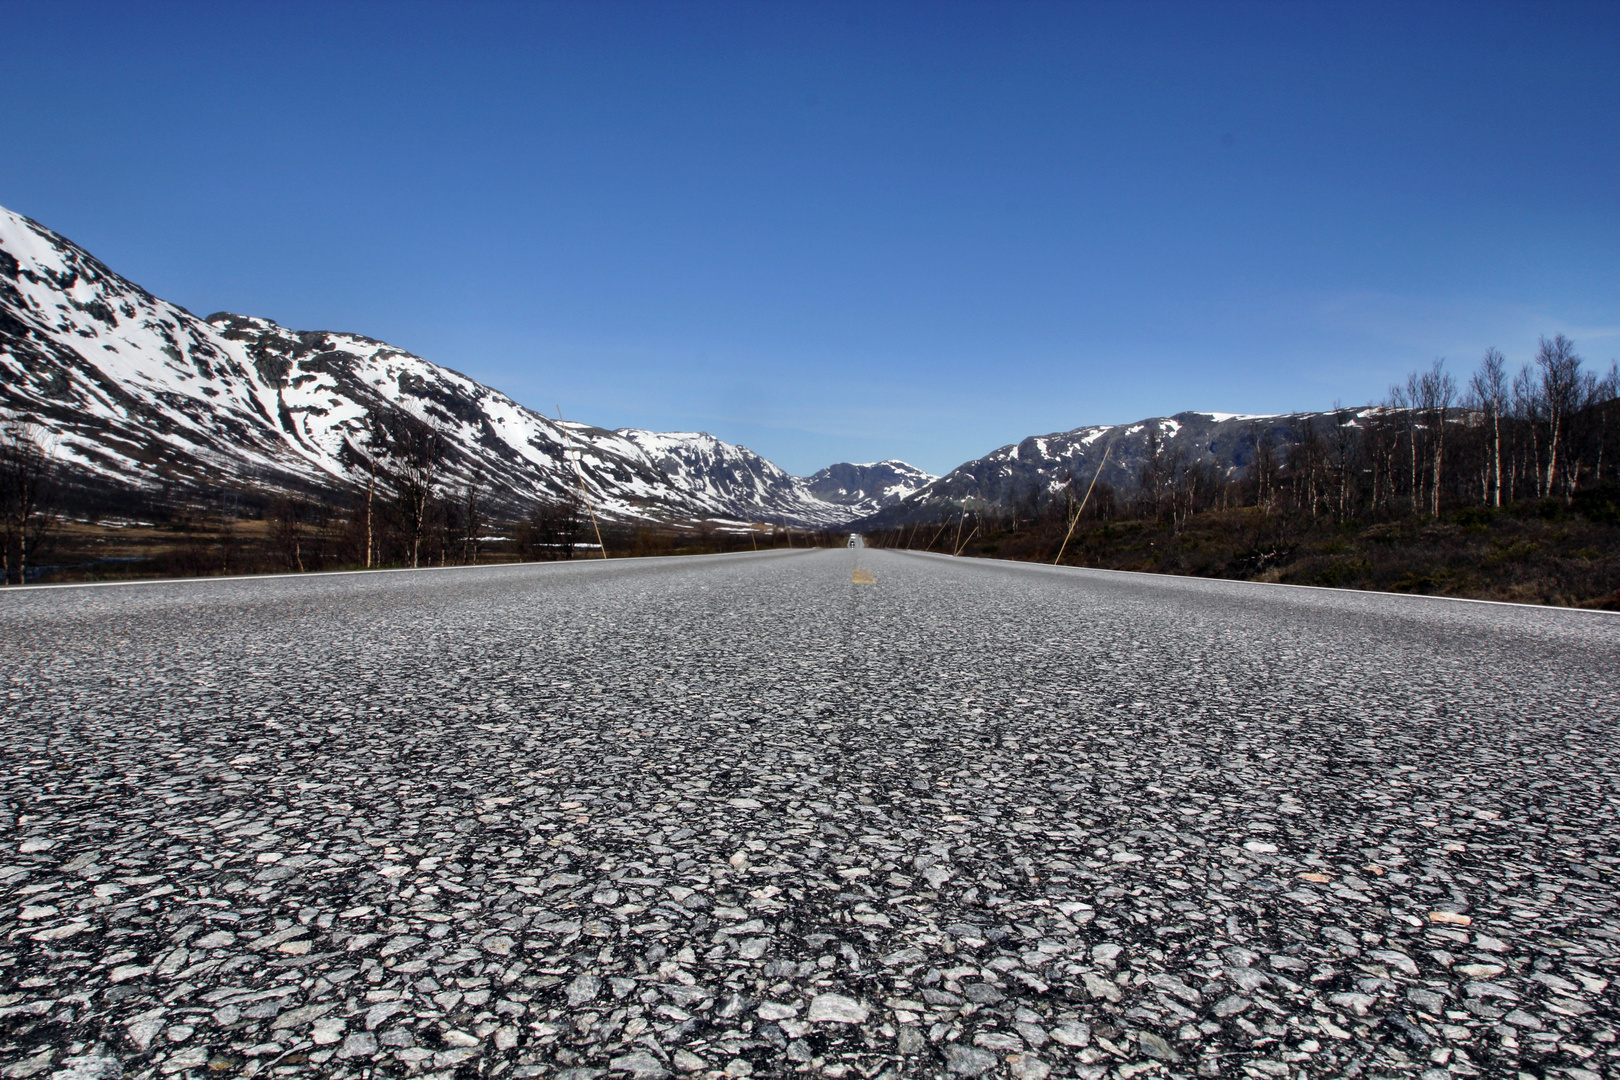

[1246,421,1278,513]
[390,419,443,569]
[1593,362,1620,484]
[270,496,308,573]
[1413,360,1456,516]
[0,423,60,585]
[1386,381,1419,513]
[521,489,582,560]
[1390,362,1455,516]
[1165,450,1198,531]
[1534,334,1582,499]
[216,490,241,574]
[1326,405,1360,522]
[1138,426,1174,519]
[353,436,381,570]
[445,477,485,565]
[1511,362,1542,498]
[1469,348,1508,506]
[1286,418,1326,520]
[1360,408,1398,515]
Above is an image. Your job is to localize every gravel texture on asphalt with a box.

[2,547,1618,1080]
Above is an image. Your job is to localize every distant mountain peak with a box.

[803,460,936,517]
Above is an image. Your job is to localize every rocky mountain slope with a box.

[802,460,935,519]
[0,206,928,525]
[855,409,1357,527]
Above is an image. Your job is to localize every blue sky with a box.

[3,1,1617,475]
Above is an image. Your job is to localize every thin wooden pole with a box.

[365,457,375,569]
[1054,444,1111,566]
[556,407,609,560]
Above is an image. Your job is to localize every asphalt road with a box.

[2,548,1618,1080]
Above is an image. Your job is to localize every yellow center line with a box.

[852,568,876,584]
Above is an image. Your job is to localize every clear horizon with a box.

[3,1,1616,476]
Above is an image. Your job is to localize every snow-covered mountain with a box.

[0,205,924,526]
[803,460,936,519]
[854,410,1353,527]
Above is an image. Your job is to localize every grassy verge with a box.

[13,519,842,585]
[904,497,1620,609]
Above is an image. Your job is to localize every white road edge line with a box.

[892,548,1620,616]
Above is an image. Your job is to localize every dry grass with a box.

[17,517,847,584]
[887,495,1620,609]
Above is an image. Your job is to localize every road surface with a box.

[2,548,1617,1080]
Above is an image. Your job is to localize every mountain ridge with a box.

[852,408,1360,529]
[0,205,932,526]
[2,202,1350,535]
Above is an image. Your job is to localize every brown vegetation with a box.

[867,339,1620,608]
[4,402,848,584]
[17,511,844,585]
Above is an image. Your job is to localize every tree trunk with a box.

[1490,411,1501,507]
[1545,414,1560,499]
[1531,428,1543,498]
[1431,431,1444,518]
[1596,406,1607,484]
[1409,428,1419,515]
